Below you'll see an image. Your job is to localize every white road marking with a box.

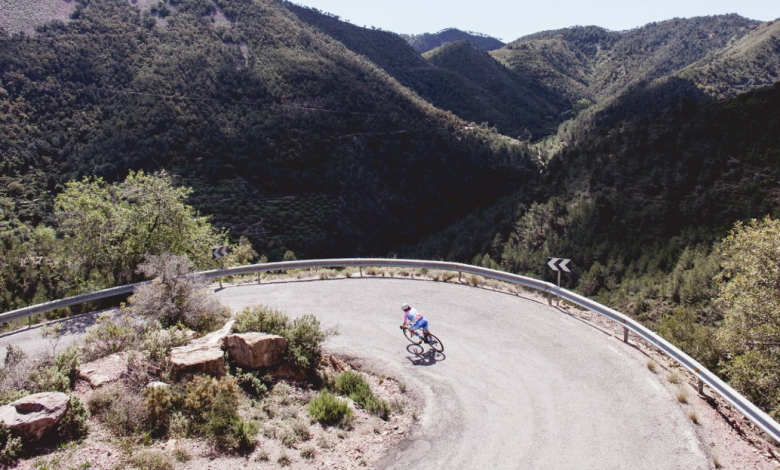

[607,345,620,355]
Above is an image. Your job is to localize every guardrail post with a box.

[698,378,704,396]
[257,271,261,284]
[458,270,462,282]
[359,266,363,278]
[547,291,552,305]
[623,327,629,343]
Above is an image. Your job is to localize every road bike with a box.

[400,325,444,353]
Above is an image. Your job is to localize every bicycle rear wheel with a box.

[426,333,444,353]
[403,328,422,345]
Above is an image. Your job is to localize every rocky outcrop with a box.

[0,392,69,441]
[77,352,128,388]
[170,320,234,379]
[225,333,287,369]
[320,354,349,373]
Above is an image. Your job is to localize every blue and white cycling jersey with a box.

[404,308,428,331]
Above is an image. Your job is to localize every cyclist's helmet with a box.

[401,303,411,311]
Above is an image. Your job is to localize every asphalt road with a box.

[214,278,710,470]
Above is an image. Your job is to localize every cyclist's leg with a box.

[410,320,425,339]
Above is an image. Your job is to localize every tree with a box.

[715,216,780,419]
[55,171,225,289]
[129,253,228,332]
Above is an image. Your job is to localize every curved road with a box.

[215,278,710,470]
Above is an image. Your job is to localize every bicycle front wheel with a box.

[403,328,422,345]
[427,334,444,353]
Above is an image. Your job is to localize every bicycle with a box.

[400,325,444,353]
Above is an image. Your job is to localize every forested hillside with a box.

[286,4,568,139]
[401,28,504,53]
[0,0,539,311]
[412,80,780,323]
[0,0,533,258]
[492,16,761,103]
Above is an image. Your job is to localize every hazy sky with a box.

[289,0,780,42]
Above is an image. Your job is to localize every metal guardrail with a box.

[2,258,779,444]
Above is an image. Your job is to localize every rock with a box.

[146,381,169,389]
[77,352,128,388]
[0,392,70,442]
[170,344,225,379]
[192,319,235,348]
[319,354,349,373]
[169,320,234,379]
[226,333,287,368]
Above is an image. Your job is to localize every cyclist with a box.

[401,303,431,343]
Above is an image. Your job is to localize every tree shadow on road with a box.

[406,344,445,366]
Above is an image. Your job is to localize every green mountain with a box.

[493,15,761,103]
[401,28,505,53]
[677,19,780,99]
[286,4,568,139]
[0,0,534,264]
[413,77,780,306]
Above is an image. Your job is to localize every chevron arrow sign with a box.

[547,257,571,273]
[212,245,229,259]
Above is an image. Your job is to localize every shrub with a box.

[130,253,229,333]
[300,444,316,459]
[291,418,311,441]
[278,426,298,447]
[168,412,190,438]
[54,346,81,386]
[656,307,721,370]
[173,442,191,462]
[143,384,172,437]
[57,396,89,442]
[234,368,268,396]
[87,384,145,435]
[0,423,22,466]
[286,315,329,369]
[81,314,136,361]
[335,372,390,419]
[184,375,256,451]
[27,364,70,393]
[308,391,352,426]
[278,451,292,467]
[141,323,191,367]
[316,433,333,449]
[129,449,174,470]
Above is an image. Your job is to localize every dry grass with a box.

[667,372,682,384]
[675,386,689,404]
[646,360,658,373]
[129,449,174,470]
[688,409,699,424]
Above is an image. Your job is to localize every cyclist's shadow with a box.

[406,344,446,366]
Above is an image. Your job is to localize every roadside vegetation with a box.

[0,255,406,467]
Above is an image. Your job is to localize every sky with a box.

[288,0,780,42]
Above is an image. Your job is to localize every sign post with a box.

[547,258,572,306]
[212,245,229,288]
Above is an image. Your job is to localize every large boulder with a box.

[169,320,234,379]
[77,352,129,388]
[226,333,287,369]
[0,392,69,441]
